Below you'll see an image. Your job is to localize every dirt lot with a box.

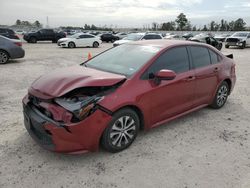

[0,42,250,188]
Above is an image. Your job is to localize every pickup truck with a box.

[23,29,66,43]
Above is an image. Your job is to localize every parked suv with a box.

[23,29,66,43]
[225,32,250,49]
[0,28,20,40]
[100,33,120,43]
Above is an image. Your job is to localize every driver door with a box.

[142,46,196,125]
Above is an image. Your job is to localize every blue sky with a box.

[0,0,250,28]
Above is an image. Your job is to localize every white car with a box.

[225,32,250,49]
[115,32,127,39]
[57,33,102,48]
[113,33,163,47]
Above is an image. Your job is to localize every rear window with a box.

[209,50,220,64]
[190,46,211,68]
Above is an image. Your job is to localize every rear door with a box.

[189,46,222,105]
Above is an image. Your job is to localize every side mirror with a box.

[155,69,176,81]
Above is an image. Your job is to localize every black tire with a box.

[29,37,37,43]
[101,108,140,153]
[68,42,75,48]
[240,42,246,49]
[93,41,99,48]
[210,81,229,109]
[111,39,115,43]
[225,45,229,49]
[0,50,9,64]
[217,43,222,51]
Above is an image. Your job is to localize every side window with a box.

[209,50,220,64]
[143,35,151,40]
[79,35,86,38]
[154,35,162,39]
[85,35,94,38]
[248,34,250,38]
[145,47,190,77]
[190,46,211,68]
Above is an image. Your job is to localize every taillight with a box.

[14,42,22,47]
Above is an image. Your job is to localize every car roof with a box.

[128,39,208,48]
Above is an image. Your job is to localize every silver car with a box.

[0,35,25,64]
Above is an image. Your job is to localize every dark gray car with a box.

[0,36,25,64]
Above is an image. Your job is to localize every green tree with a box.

[233,18,246,31]
[210,21,215,31]
[15,19,21,25]
[202,25,208,31]
[34,20,42,28]
[175,13,188,31]
[161,21,175,31]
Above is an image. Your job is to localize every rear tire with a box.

[93,42,99,48]
[68,42,75,48]
[0,50,9,64]
[225,45,229,48]
[101,108,140,153]
[210,81,229,109]
[29,37,37,43]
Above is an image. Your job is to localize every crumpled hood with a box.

[29,66,126,99]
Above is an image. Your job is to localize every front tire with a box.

[93,42,99,48]
[225,45,229,48]
[0,50,9,64]
[68,42,75,48]
[210,81,229,109]
[240,42,246,49]
[101,108,140,153]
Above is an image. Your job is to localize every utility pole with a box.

[46,16,49,28]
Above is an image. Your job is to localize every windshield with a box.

[86,44,161,76]
[123,34,144,41]
[232,32,248,37]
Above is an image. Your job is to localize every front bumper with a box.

[225,41,244,47]
[57,41,67,47]
[23,98,112,154]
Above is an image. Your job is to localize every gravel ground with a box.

[0,42,249,188]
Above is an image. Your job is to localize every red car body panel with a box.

[29,66,126,99]
[23,40,236,153]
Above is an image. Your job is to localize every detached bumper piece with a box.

[23,104,55,150]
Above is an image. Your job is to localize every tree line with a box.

[13,13,249,31]
[153,13,248,31]
[14,19,42,28]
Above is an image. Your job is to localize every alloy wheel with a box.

[217,85,228,107]
[0,51,8,64]
[109,116,136,148]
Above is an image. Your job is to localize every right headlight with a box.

[55,95,103,121]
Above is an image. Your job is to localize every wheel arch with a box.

[0,49,10,58]
[112,105,145,130]
[223,78,232,94]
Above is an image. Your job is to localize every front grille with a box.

[226,38,239,43]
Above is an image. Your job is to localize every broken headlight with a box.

[55,95,103,121]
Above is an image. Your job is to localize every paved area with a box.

[0,42,250,188]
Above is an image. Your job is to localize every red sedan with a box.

[23,40,236,153]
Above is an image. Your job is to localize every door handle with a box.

[184,76,196,81]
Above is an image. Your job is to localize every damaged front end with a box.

[23,81,125,153]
